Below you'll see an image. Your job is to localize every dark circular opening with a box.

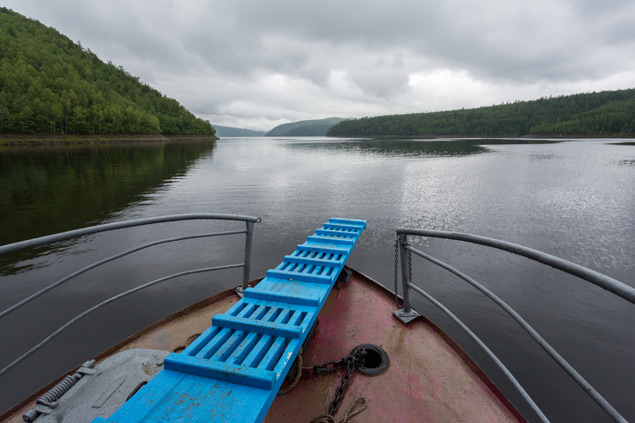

[362,348,383,368]
[352,344,389,376]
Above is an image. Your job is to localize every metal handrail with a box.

[397,229,635,304]
[407,282,550,423]
[394,229,631,423]
[0,231,244,320]
[0,213,260,255]
[0,213,260,378]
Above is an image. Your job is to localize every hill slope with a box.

[0,8,215,136]
[267,117,345,136]
[327,89,635,137]
[214,125,266,137]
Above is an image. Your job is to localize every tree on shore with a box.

[328,90,635,138]
[0,7,215,136]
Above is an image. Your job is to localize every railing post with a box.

[239,221,255,295]
[399,233,412,312]
[393,232,421,325]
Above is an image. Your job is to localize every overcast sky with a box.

[4,0,635,131]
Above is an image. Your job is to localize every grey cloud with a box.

[3,0,634,130]
[14,0,634,83]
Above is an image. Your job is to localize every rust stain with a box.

[1,275,525,423]
[264,272,525,423]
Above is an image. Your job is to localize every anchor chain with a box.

[312,348,367,417]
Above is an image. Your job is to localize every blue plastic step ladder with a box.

[94,218,366,423]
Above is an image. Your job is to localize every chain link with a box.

[313,348,367,416]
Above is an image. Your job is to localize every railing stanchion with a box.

[393,227,632,423]
[0,213,260,379]
[399,234,411,312]
[393,233,421,324]
[241,220,255,291]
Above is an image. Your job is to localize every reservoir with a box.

[0,137,633,421]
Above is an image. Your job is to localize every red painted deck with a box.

[265,270,525,422]
[2,270,525,423]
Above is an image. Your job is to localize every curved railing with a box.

[393,229,634,423]
[0,213,260,378]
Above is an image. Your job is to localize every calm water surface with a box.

[0,137,633,421]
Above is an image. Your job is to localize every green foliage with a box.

[0,141,216,247]
[0,8,215,136]
[267,117,345,136]
[328,90,635,137]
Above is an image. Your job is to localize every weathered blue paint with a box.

[93,218,366,423]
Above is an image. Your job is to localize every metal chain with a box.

[313,348,367,416]
[393,238,400,308]
[313,358,345,375]
[328,352,358,416]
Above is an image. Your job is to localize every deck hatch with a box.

[95,217,365,423]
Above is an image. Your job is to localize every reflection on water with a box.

[283,137,560,158]
[529,153,563,161]
[0,137,634,422]
[0,141,215,273]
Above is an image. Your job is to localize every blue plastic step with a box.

[307,235,356,245]
[243,288,321,306]
[93,217,365,423]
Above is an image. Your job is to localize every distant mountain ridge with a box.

[266,117,346,136]
[327,89,635,137]
[0,8,215,136]
[214,125,266,137]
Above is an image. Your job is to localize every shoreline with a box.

[0,134,219,147]
[326,134,635,140]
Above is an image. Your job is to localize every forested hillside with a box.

[328,89,635,137]
[214,125,266,137]
[267,117,345,136]
[0,8,215,136]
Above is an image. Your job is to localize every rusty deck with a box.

[2,270,524,423]
[265,269,525,422]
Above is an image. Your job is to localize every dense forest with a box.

[0,8,215,136]
[328,89,635,137]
